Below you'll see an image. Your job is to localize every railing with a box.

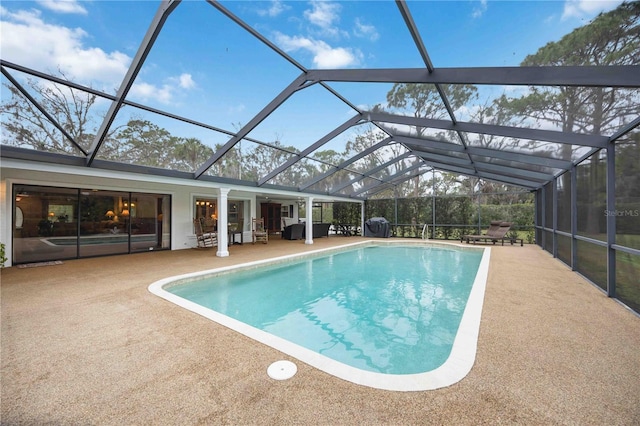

[389,223,535,243]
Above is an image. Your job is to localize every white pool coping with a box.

[148,240,491,392]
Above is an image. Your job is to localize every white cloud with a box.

[275,33,314,51]
[0,6,197,105]
[0,7,129,88]
[132,71,199,104]
[257,0,289,17]
[561,0,623,20]
[130,82,173,104]
[472,0,488,19]
[274,32,361,68]
[304,1,341,29]
[353,18,379,41]
[131,73,197,105]
[36,0,87,15]
[177,73,196,90]
[303,1,347,38]
[314,46,358,68]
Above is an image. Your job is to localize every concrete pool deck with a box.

[2,237,639,424]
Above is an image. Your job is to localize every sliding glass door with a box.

[12,184,171,264]
[13,185,79,263]
[78,190,130,257]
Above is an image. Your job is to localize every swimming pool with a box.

[149,241,490,391]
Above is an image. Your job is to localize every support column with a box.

[305,196,314,245]
[217,188,230,257]
[571,167,577,270]
[394,190,398,236]
[552,177,558,258]
[606,144,616,297]
[541,186,546,250]
[361,202,365,237]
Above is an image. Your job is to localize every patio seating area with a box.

[2,238,638,425]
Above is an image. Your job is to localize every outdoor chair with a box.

[462,221,522,246]
[461,220,502,243]
[282,223,304,240]
[252,217,268,244]
[193,218,217,248]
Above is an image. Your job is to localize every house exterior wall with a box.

[1,159,324,267]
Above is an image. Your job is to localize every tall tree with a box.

[385,83,478,196]
[115,119,179,168]
[501,2,639,234]
[1,73,103,154]
[172,137,214,172]
[386,83,478,131]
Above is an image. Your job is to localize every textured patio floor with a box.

[2,237,639,425]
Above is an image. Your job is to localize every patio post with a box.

[606,143,616,297]
[216,188,230,257]
[305,196,314,245]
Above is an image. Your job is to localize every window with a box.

[195,199,217,232]
[194,198,245,232]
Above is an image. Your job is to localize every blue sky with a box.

[0,0,626,154]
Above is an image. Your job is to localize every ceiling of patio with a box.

[1,0,638,199]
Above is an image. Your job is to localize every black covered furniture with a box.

[282,223,304,240]
[364,217,391,237]
[301,223,331,238]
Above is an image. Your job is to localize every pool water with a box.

[166,245,483,375]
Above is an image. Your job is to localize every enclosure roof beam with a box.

[87,0,181,166]
[364,168,427,198]
[257,115,363,186]
[392,134,466,153]
[207,0,362,114]
[298,137,394,191]
[395,1,476,174]
[368,111,608,148]
[609,116,640,142]
[412,150,473,167]
[394,134,559,182]
[466,146,573,170]
[422,160,539,189]
[329,152,412,194]
[369,160,425,186]
[351,162,425,196]
[206,0,305,72]
[473,171,541,189]
[0,61,297,153]
[394,133,574,171]
[474,162,554,182]
[305,66,640,88]
[396,1,434,72]
[1,66,87,156]
[195,73,312,178]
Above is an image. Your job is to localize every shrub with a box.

[0,243,7,268]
